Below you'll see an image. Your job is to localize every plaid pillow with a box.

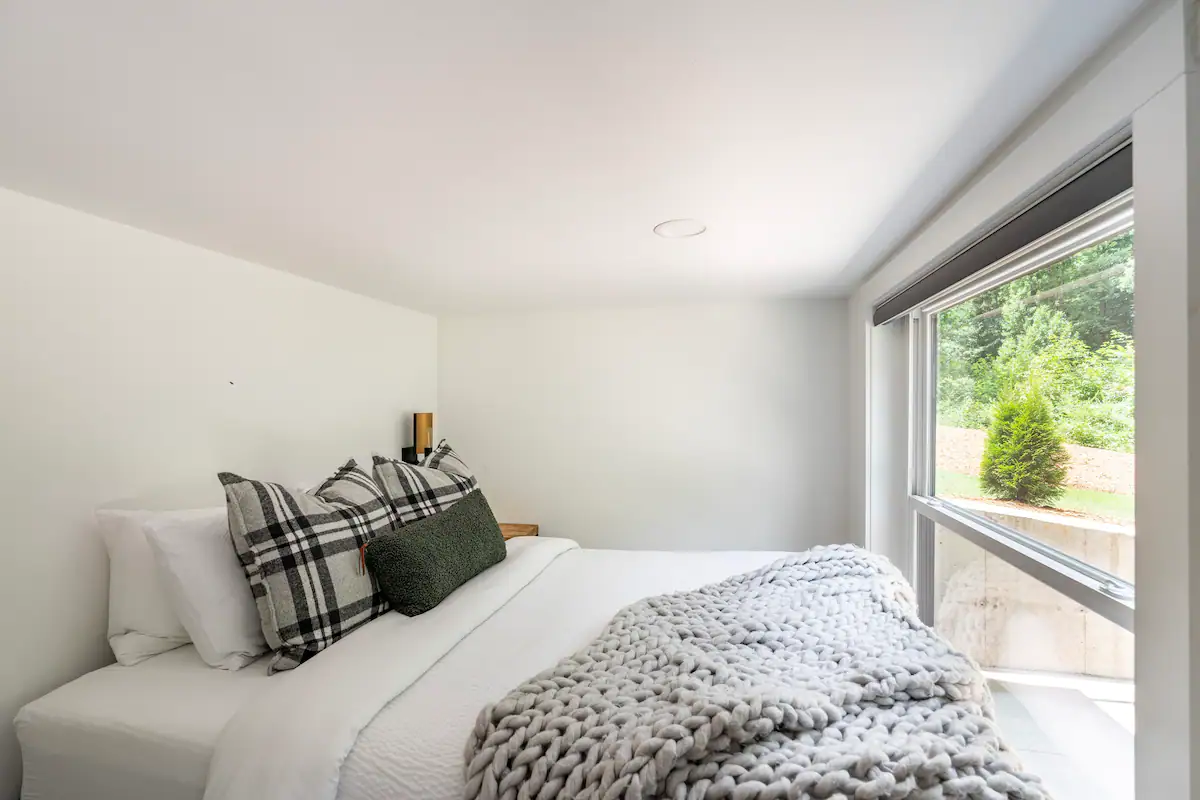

[421,439,474,479]
[372,441,478,525]
[219,460,398,673]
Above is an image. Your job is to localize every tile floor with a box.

[987,670,1134,800]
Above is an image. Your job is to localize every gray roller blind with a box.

[872,142,1132,326]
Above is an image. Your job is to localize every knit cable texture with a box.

[464,544,1046,800]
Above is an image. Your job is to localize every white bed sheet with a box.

[16,546,788,800]
[339,547,788,800]
[16,645,270,800]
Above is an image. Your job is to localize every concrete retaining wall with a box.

[934,502,1134,680]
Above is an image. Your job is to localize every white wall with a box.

[439,301,848,552]
[846,2,1197,796]
[1132,64,1199,797]
[868,319,911,577]
[0,188,437,798]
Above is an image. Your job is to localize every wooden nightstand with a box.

[499,523,539,540]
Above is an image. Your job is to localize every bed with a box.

[17,538,793,800]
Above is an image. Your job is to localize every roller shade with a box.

[872,142,1132,326]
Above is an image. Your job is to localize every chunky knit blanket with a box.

[464,545,1046,800]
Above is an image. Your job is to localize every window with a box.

[909,191,1134,797]
[934,227,1135,577]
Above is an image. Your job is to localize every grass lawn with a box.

[935,469,1134,524]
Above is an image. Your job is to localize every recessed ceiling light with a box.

[653,219,707,238]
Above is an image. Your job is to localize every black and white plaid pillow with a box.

[219,460,398,673]
[373,440,478,525]
[421,439,474,478]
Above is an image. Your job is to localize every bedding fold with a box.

[202,536,579,800]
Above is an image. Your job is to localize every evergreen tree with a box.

[980,389,1070,505]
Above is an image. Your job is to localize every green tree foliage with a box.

[936,232,1135,452]
[980,390,1070,505]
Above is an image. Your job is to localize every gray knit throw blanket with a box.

[464,545,1047,800]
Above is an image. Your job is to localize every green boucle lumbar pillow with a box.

[364,489,506,616]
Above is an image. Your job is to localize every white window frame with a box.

[908,189,1136,633]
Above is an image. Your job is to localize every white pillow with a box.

[143,508,267,670]
[95,509,191,665]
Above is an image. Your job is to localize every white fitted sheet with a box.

[17,547,788,800]
[16,645,270,800]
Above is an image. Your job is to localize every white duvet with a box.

[204,538,789,800]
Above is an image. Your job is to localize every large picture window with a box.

[934,227,1134,576]
[907,191,1134,798]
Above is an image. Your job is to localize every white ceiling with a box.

[0,1,1145,312]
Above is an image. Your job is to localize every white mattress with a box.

[17,547,787,800]
[16,645,271,800]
